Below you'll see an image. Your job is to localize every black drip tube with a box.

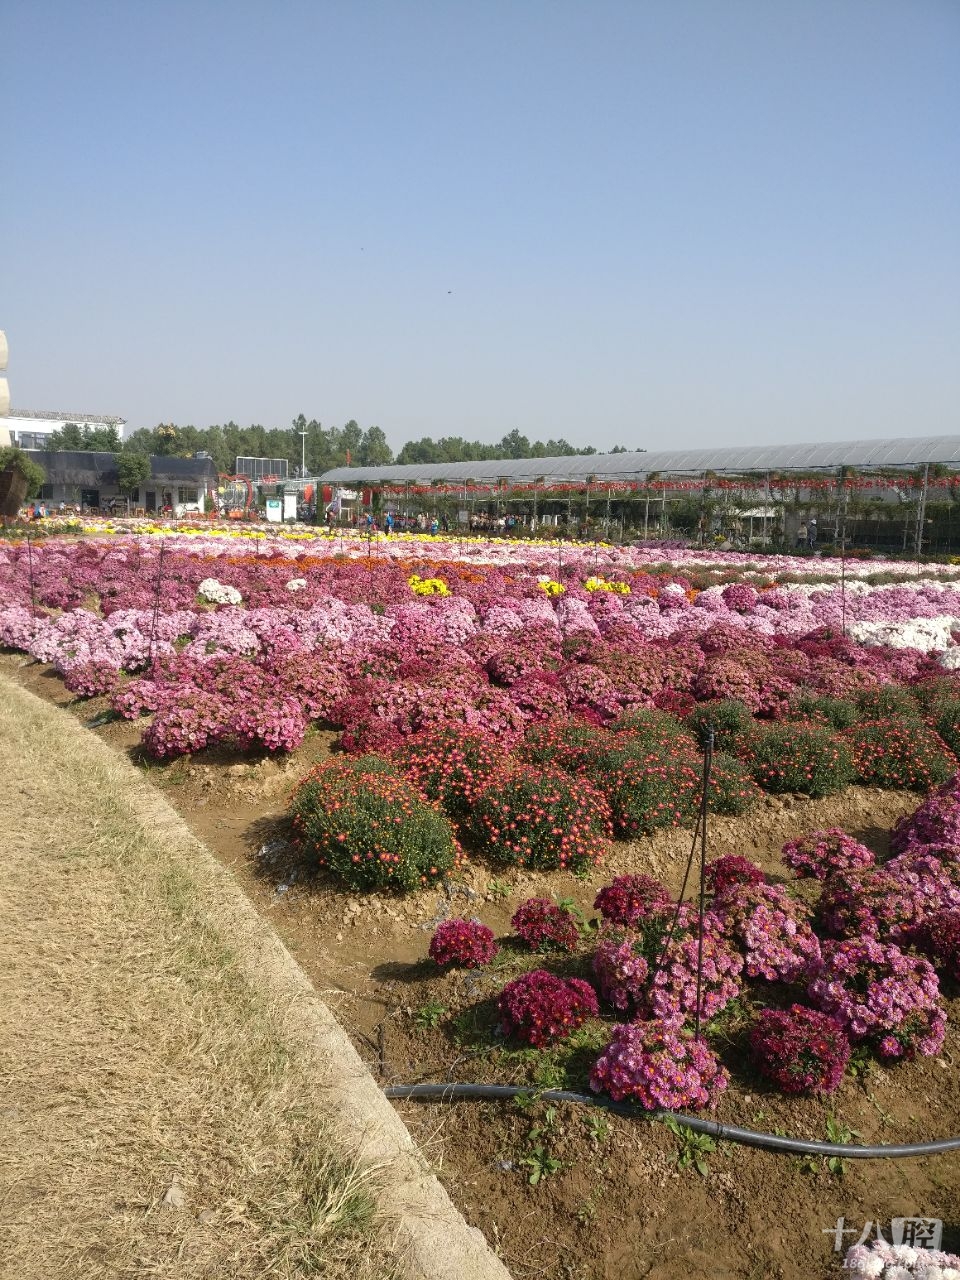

[385,1082,960,1159]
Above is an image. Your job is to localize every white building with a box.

[4,408,126,450]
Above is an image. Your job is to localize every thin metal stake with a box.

[693,729,714,1043]
[25,532,38,635]
[148,539,166,667]
[650,727,715,1043]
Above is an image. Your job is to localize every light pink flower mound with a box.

[590,1021,729,1111]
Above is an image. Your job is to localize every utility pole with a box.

[298,429,308,478]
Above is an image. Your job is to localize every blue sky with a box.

[4,1,958,450]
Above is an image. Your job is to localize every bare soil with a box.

[5,650,960,1280]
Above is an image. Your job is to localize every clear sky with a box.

[4,0,958,452]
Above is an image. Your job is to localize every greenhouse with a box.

[320,434,960,555]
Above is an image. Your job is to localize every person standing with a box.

[808,518,818,548]
[796,521,807,549]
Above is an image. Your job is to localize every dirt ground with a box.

[4,650,960,1280]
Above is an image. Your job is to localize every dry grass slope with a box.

[0,677,397,1280]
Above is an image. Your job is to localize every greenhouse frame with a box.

[319,434,960,555]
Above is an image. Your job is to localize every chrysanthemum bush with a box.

[914,908,960,986]
[788,692,860,731]
[198,577,243,605]
[817,853,960,946]
[497,970,599,1047]
[596,746,702,838]
[591,907,742,1024]
[856,684,922,721]
[807,937,946,1061]
[591,931,651,1012]
[589,1020,729,1111]
[63,658,122,699]
[647,910,743,1023]
[289,756,462,891]
[781,827,876,881]
[703,854,765,897]
[686,698,757,756]
[608,706,696,752]
[470,764,611,873]
[593,873,671,927]
[933,698,960,758]
[747,723,854,798]
[892,772,960,856]
[706,752,762,816]
[428,918,497,968]
[518,719,617,774]
[845,1239,960,1279]
[520,717,714,839]
[140,695,219,758]
[110,654,311,758]
[749,1004,851,1096]
[714,880,822,984]
[510,898,580,953]
[845,717,956,791]
[393,724,503,821]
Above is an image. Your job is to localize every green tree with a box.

[0,446,46,501]
[48,422,123,451]
[115,448,151,497]
[150,423,182,456]
[498,428,532,459]
[359,425,394,466]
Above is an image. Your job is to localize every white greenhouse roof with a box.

[320,435,960,486]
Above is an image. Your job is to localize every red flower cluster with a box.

[593,874,671,927]
[428,917,497,968]
[845,718,956,792]
[471,764,611,873]
[749,1005,851,1096]
[289,756,461,891]
[511,897,580,952]
[396,724,504,821]
[703,855,765,897]
[497,970,599,1047]
[748,724,853,798]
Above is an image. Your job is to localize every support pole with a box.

[916,462,930,565]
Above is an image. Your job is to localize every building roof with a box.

[26,451,216,487]
[9,408,126,426]
[320,434,960,486]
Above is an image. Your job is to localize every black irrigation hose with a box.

[385,1082,960,1159]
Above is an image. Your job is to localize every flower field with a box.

[4,524,960,1276]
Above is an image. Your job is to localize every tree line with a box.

[45,416,628,475]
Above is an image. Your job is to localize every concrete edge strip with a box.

[1,673,512,1280]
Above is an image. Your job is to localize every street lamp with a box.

[298,429,308,478]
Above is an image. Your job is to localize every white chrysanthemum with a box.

[850,616,960,653]
[843,1247,884,1277]
[285,578,308,592]
[198,578,243,605]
